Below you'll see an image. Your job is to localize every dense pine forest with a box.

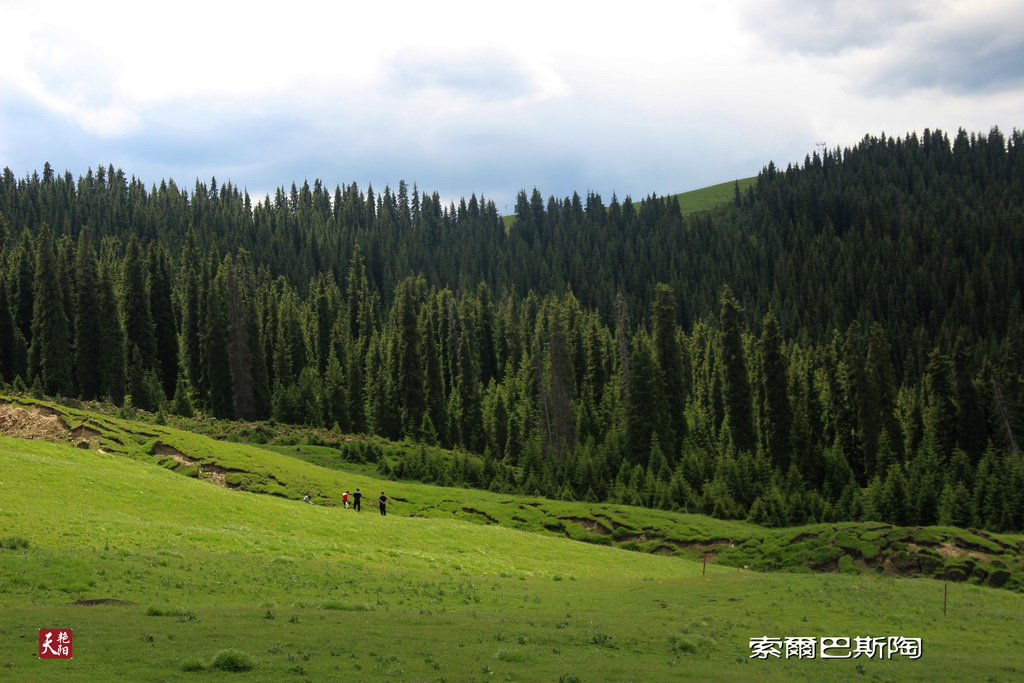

[1,127,1022,532]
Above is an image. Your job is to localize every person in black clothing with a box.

[352,488,362,511]
[379,492,387,516]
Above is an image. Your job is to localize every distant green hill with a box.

[669,177,756,215]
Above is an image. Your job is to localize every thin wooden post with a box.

[943,581,948,616]
[703,553,708,575]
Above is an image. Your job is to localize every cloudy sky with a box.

[2,0,1022,211]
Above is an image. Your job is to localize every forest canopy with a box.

[1,127,1022,532]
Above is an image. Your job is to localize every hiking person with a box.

[342,490,350,509]
[378,491,387,516]
[303,493,313,505]
[352,488,362,511]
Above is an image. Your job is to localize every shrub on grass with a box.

[495,648,534,662]
[209,649,256,672]
[669,634,715,654]
[180,659,205,672]
[0,536,30,550]
[247,431,269,445]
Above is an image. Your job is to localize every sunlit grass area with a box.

[2,430,1023,681]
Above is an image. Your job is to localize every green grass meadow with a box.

[2,430,1023,681]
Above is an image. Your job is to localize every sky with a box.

[2,0,1023,213]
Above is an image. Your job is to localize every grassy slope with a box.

[2,411,1024,679]
[5,395,1024,585]
[670,177,756,215]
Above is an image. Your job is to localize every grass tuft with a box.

[209,648,256,672]
[0,536,30,550]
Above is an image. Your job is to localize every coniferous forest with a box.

[1,127,1022,532]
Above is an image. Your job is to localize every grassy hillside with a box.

[1,400,1024,680]
[4,394,1024,588]
[670,177,756,215]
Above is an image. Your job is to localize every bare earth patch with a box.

[560,516,612,535]
[151,441,193,464]
[937,543,987,561]
[0,403,70,440]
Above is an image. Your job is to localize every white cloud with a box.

[1,0,1021,209]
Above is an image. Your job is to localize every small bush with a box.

[248,431,269,445]
[0,536,30,550]
[669,634,715,654]
[495,648,534,662]
[181,659,205,672]
[209,648,256,672]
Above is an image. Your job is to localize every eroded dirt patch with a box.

[70,424,102,448]
[0,403,70,440]
[937,543,988,561]
[151,441,191,462]
[201,463,232,488]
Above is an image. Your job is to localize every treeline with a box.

[0,127,1022,532]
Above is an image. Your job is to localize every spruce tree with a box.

[96,265,126,403]
[651,283,685,455]
[28,224,72,395]
[758,309,792,470]
[719,286,755,452]
[392,275,426,438]
[177,227,203,393]
[122,233,157,375]
[204,258,233,418]
[73,226,103,399]
[624,330,666,466]
[148,242,179,400]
